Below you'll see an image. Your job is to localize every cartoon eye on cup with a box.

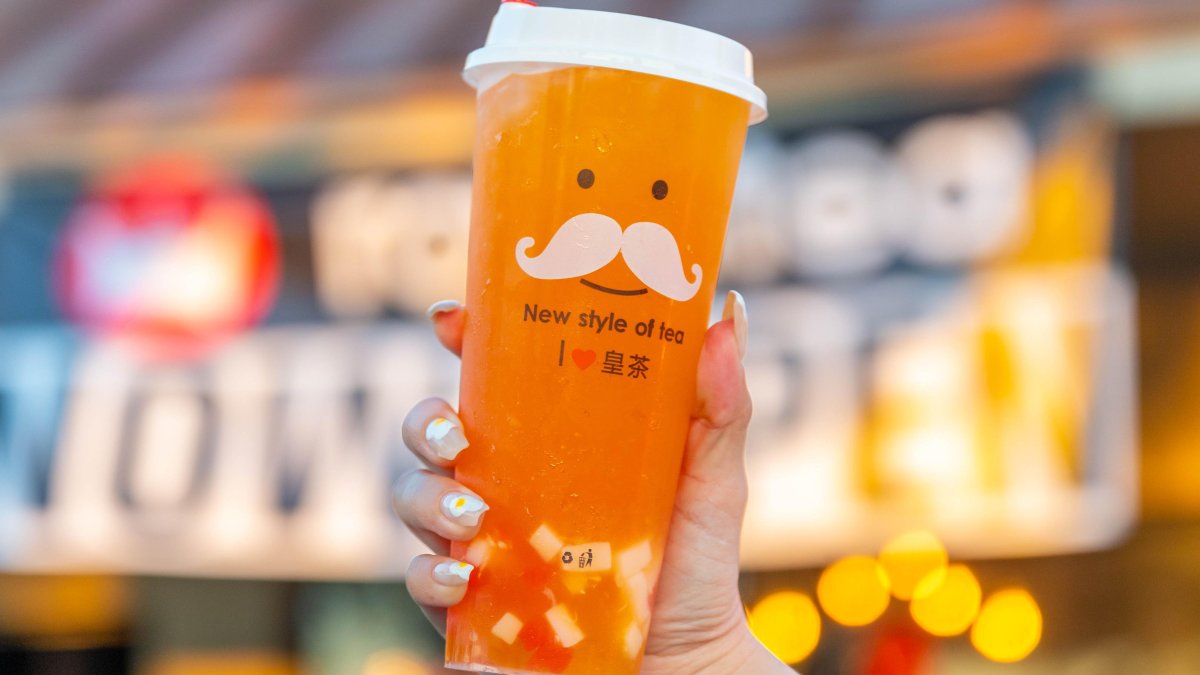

[577,168,595,189]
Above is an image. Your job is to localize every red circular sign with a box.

[55,158,280,361]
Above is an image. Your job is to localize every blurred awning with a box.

[0,0,1198,174]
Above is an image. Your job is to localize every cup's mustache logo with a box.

[515,213,702,301]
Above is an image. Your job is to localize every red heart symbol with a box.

[571,349,596,370]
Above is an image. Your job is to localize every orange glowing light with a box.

[360,649,431,675]
[970,588,1042,663]
[748,590,821,665]
[816,555,891,627]
[910,563,982,636]
[143,651,296,675]
[0,575,129,639]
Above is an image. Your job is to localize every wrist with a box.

[642,621,791,675]
[701,625,793,675]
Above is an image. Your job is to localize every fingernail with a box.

[433,560,474,586]
[442,492,489,527]
[426,417,469,460]
[426,299,462,319]
[722,290,748,361]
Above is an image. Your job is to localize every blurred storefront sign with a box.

[0,323,457,578]
[739,264,1136,567]
[0,87,1136,576]
[732,101,1136,566]
[0,270,1136,576]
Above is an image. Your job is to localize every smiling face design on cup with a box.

[513,169,702,302]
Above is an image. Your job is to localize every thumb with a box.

[656,292,751,601]
[680,290,751,509]
[695,290,749,425]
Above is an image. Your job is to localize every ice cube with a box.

[544,604,584,648]
[491,612,524,645]
[529,524,564,562]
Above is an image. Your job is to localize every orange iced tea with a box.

[446,64,750,674]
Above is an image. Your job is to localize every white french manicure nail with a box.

[426,299,462,319]
[722,290,748,361]
[433,560,474,585]
[426,417,469,460]
[442,492,489,527]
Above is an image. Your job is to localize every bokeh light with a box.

[360,649,431,675]
[816,555,891,626]
[748,590,821,665]
[143,652,295,675]
[879,530,949,600]
[970,588,1043,663]
[909,563,982,636]
[0,575,128,639]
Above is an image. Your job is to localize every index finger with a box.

[402,397,468,471]
[426,300,465,358]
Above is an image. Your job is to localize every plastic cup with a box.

[447,4,766,673]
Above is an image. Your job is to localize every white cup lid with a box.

[463,1,767,124]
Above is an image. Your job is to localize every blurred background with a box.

[0,0,1199,673]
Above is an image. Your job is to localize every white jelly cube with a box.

[491,612,523,645]
[559,542,612,572]
[625,571,651,624]
[529,524,564,562]
[617,540,652,578]
[624,621,645,659]
[464,537,492,567]
[545,604,584,648]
